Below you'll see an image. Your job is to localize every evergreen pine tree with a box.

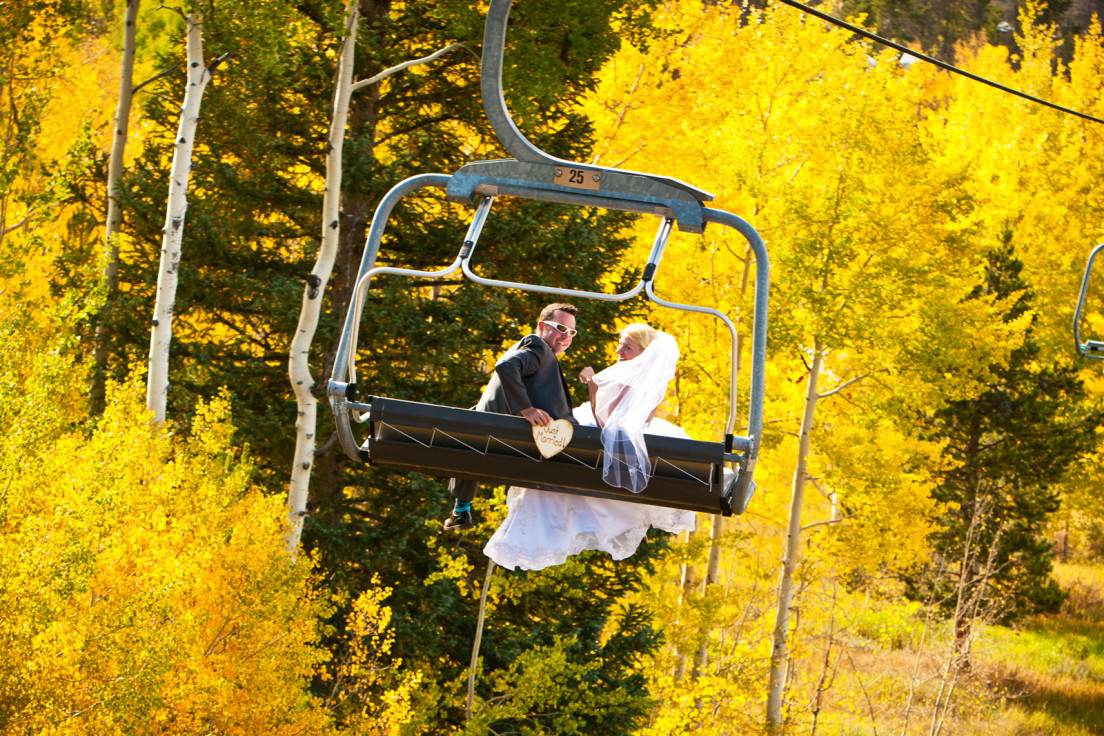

[909,240,1101,661]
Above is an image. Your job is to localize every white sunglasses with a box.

[542,320,578,337]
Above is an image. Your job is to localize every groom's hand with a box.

[520,406,551,426]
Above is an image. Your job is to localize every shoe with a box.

[443,508,474,532]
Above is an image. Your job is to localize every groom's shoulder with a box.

[515,333,550,354]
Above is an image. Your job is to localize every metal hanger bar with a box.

[1074,242,1104,359]
[481,0,551,166]
[703,207,769,459]
[345,196,497,386]
[448,160,711,233]
[350,195,494,298]
[460,262,643,302]
[462,194,496,251]
[477,0,713,216]
[329,174,455,461]
[644,218,674,272]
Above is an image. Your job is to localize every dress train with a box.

[484,406,696,571]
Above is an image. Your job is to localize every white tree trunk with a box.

[766,340,823,730]
[93,0,139,412]
[285,2,359,549]
[105,0,138,282]
[284,31,465,551]
[146,16,215,422]
[673,534,696,682]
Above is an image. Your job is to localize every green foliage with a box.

[910,245,1102,626]
[977,600,1104,735]
[848,599,930,651]
[461,625,654,735]
[982,617,1104,681]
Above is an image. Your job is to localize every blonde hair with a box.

[620,323,659,351]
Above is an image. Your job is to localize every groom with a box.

[443,302,579,532]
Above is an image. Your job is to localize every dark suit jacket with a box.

[475,334,575,422]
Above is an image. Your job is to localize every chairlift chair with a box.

[1075,243,1104,360]
[327,0,770,516]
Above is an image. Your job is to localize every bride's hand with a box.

[578,366,595,384]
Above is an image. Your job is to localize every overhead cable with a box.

[773,0,1104,126]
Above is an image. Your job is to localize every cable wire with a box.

[774,0,1104,126]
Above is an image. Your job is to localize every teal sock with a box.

[454,501,472,514]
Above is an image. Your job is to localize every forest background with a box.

[2,0,1103,733]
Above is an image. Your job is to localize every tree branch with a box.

[132,64,179,95]
[1,210,33,236]
[208,52,231,74]
[351,43,470,93]
[800,515,853,532]
[808,476,833,502]
[817,373,868,399]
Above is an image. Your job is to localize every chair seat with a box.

[363,396,738,515]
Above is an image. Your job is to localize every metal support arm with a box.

[476,0,713,233]
[1075,242,1104,360]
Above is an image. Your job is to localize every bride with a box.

[484,323,696,571]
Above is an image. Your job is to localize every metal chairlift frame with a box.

[327,0,770,516]
[1075,243,1104,360]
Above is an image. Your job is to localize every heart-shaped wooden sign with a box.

[532,419,574,459]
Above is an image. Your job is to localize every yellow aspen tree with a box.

[0,20,119,300]
[926,1,1104,567]
[0,271,425,734]
[0,281,407,734]
[929,2,1104,358]
[583,0,1028,730]
[0,380,331,732]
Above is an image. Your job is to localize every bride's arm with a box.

[579,366,601,424]
[579,367,635,429]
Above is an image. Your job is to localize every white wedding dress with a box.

[484,402,697,571]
